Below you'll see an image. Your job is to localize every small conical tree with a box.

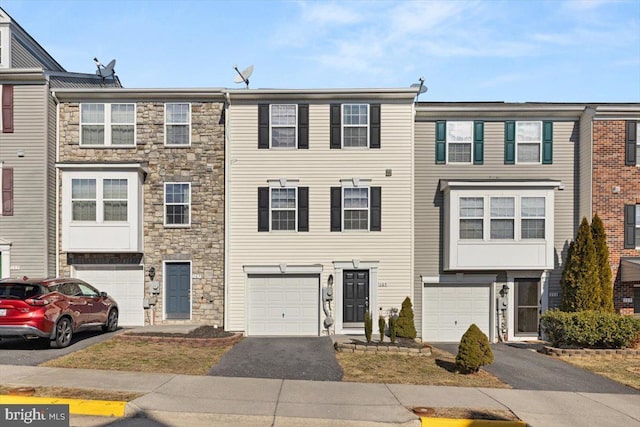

[561,217,601,311]
[455,324,494,374]
[592,213,614,312]
[395,297,417,339]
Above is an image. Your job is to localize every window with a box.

[103,179,128,221]
[447,121,473,163]
[71,179,96,221]
[343,104,369,147]
[80,103,135,146]
[271,188,296,230]
[636,206,640,247]
[490,197,515,239]
[165,103,191,146]
[459,197,483,239]
[516,121,542,163]
[270,105,296,148]
[636,123,640,165]
[521,197,545,239]
[165,183,190,226]
[343,187,369,230]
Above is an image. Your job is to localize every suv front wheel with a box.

[51,317,73,348]
[102,309,118,332]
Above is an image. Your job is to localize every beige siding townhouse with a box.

[415,102,585,342]
[225,89,416,336]
[55,89,225,326]
[0,7,119,279]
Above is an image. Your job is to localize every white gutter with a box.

[53,90,60,277]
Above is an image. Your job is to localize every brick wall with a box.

[592,120,639,315]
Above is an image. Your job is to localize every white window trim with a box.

[103,179,129,222]
[459,197,484,240]
[70,178,130,224]
[446,121,474,165]
[515,121,542,164]
[490,197,515,240]
[341,178,371,232]
[635,205,640,250]
[342,103,370,149]
[164,103,192,147]
[636,123,640,166]
[521,197,546,240]
[162,260,192,321]
[79,103,137,147]
[269,187,297,232]
[0,28,9,69]
[269,104,297,149]
[164,182,191,227]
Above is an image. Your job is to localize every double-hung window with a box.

[271,188,296,230]
[103,179,128,221]
[343,187,369,230]
[164,183,191,226]
[270,105,297,148]
[447,121,473,163]
[521,197,545,239]
[490,197,515,239]
[71,179,97,221]
[343,104,369,147]
[459,197,483,239]
[165,103,191,146]
[516,121,542,163]
[80,104,135,146]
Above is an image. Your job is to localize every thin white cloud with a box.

[299,1,362,25]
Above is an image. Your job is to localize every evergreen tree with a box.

[561,217,601,311]
[592,213,614,312]
[395,297,417,339]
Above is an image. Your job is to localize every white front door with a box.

[422,284,491,342]
[74,265,145,326]
[247,274,319,336]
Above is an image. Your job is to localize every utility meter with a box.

[322,287,334,302]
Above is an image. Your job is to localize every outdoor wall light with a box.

[500,284,509,297]
[149,267,156,280]
[328,274,334,287]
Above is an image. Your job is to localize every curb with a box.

[0,395,127,417]
[421,417,526,427]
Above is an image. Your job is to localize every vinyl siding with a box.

[0,84,49,277]
[578,110,594,222]
[10,34,46,69]
[414,120,578,333]
[227,102,414,332]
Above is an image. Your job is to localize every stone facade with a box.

[58,101,225,325]
[592,119,639,315]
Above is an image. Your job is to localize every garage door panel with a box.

[423,284,491,342]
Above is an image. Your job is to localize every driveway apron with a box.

[209,337,343,381]
[433,342,639,393]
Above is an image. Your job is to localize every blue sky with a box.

[2,0,639,101]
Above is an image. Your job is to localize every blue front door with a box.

[166,262,190,319]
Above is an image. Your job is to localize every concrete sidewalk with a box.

[2,364,640,427]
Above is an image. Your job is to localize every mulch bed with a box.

[129,326,234,339]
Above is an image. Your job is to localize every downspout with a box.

[52,90,60,277]
[223,90,230,330]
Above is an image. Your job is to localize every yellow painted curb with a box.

[421,417,527,427]
[0,395,127,417]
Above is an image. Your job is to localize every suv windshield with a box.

[0,283,44,300]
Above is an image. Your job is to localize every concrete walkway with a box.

[2,364,640,426]
[432,342,640,393]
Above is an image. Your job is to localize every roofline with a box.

[226,88,417,100]
[53,88,227,101]
[439,179,562,191]
[416,102,588,119]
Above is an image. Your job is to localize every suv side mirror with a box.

[100,291,108,298]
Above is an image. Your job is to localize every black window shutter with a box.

[2,85,14,133]
[626,120,637,166]
[330,104,341,149]
[258,187,269,231]
[370,187,381,231]
[330,187,341,231]
[542,121,553,164]
[258,104,269,149]
[473,121,484,165]
[504,121,516,164]
[624,204,636,249]
[298,187,309,232]
[298,105,309,149]
[370,104,381,149]
[435,121,446,164]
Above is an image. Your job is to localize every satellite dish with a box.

[411,77,428,101]
[94,57,116,79]
[233,64,253,88]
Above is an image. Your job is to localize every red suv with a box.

[0,277,119,348]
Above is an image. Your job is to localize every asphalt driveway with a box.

[433,342,639,393]
[209,337,343,381]
[0,328,123,366]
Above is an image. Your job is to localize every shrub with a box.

[388,315,397,343]
[561,217,601,311]
[455,324,494,374]
[592,214,614,312]
[364,310,372,343]
[378,316,386,342]
[396,297,417,339]
[540,310,640,349]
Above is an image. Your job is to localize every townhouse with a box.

[1,8,120,279]
[225,89,416,336]
[54,89,225,326]
[578,105,640,317]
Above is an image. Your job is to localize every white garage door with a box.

[247,274,319,336]
[422,284,491,342]
[74,265,145,326]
